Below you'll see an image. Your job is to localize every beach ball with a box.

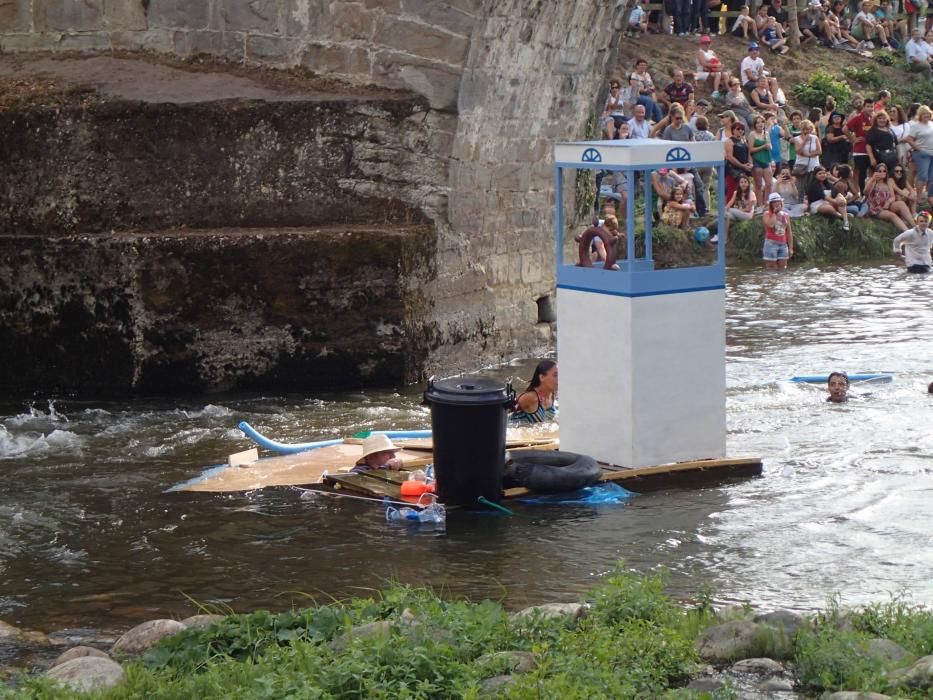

[694,226,710,244]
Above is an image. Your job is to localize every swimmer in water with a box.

[827,371,849,403]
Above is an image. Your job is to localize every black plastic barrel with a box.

[424,377,514,507]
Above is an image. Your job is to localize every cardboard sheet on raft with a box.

[177,432,560,494]
[178,444,430,493]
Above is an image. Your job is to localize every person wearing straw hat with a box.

[351,434,403,473]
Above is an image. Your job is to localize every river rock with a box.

[754,609,806,638]
[696,621,766,663]
[887,654,933,689]
[0,620,48,646]
[715,605,752,622]
[180,614,226,629]
[46,656,125,693]
[399,608,418,626]
[731,657,785,675]
[476,651,536,675]
[865,638,911,665]
[822,693,892,700]
[481,674,515,694]
[759,677,794,691]
[333,620,393,651]
[110,619,187,657]
[687,676,724,692]
[510,603,586,623]
[52,646,111,668]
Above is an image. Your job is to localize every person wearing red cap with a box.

[695,35,728,98]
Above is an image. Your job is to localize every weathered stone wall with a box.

[0,0,479,110]
[0,226,435,396]
[1,1,625,395]
[0,96,444,236]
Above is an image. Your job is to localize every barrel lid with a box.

[424,377,512,405]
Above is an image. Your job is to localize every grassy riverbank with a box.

[6,567,933,699]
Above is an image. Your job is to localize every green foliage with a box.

[573,115,599,224]
[10,577,933,700]
[728,212,894,264]
[141,605,349,674]
[873,50,899,67]
[848,597,933,656]
[892,78,933,111]
[842,64,882,88]
[793,68,852,109]
[794,625,892,693]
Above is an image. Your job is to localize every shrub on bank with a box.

[6,568,933,698]
[728,214,894,264]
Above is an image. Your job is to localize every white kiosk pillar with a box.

[554,138,727,468]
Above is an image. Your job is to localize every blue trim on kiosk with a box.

[557,263,725,297]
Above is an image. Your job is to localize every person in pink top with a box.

[762,192,794,269]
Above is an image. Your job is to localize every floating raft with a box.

[323,455,763,503]
[172,432,560,493]
[172,431,761,499]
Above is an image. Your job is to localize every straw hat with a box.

[360,434,399,459]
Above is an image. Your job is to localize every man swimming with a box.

[827,372,849,403]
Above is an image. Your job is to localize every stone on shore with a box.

[476,650,536,675]
[52,646,111,668]
[822,692,893,700]
[481,674,515,694]
[46,656,125,693]
[864,638,911,665]
[333,620,393,651]
[754,609,806,638]
[887,654,933,689]
[695,621,767,663]
[510,603,586,624]
[714,605,752,622]
[181,614,226,629]
[730,657,785,676]
[110,619,187,657]
[0,620,49,646]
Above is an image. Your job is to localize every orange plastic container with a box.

[400,480,435,497]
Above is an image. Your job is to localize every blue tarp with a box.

[517,482,637,505]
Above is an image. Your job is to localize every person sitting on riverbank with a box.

[892,210,933,273]
[351,434,403,473]
[827,371,849,403]
[511,360,558,424]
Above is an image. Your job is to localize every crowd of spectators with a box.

[597,1,933,257]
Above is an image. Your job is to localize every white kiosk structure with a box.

[554,138,727,468]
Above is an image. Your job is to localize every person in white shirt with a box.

[892,211,933,272]
[627,104,652,139]
[905,27,931,78]
[851,0,890,49]
[739,43,781,103]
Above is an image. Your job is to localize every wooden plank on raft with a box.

[177,443,429,493]
[325,473,402,499]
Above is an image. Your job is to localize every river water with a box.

[2,263,932,648]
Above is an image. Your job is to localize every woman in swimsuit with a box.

[511,360,558,424]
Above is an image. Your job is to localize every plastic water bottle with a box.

[385,502,446,524]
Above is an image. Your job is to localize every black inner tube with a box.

[504,450,602,494]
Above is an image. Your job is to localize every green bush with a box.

[842,64,882,88]
[793,68,852,109]
[728,212,894,264]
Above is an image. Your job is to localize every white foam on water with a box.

[0,425,83,459]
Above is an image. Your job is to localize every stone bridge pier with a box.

[0,1,625,396]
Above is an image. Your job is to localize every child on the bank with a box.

[661,186,695,229]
